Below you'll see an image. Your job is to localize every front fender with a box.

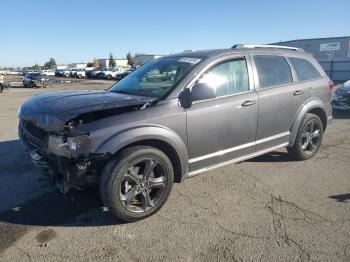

[289,98,325,147]
[95,125,189,179]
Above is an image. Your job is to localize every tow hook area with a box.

[30,151,49,168]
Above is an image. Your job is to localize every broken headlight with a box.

[48,134,91,157]
[67,135,90,151]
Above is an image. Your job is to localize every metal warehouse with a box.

[272,36,350,82]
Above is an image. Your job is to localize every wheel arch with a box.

[289,99,327,147]
[95,126,189,183]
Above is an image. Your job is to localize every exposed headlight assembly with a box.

[48,134,91,157]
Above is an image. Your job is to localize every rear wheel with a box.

[288,113,323,160]
[100,146,174,222]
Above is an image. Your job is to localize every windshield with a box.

[110,56,202,98]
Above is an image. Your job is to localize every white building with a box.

[98,59,128,68]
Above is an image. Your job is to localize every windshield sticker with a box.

[178,57,201,64]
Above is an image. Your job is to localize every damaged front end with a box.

[18,90,156,193]
[19,119,109,193]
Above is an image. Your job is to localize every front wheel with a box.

[100,146,174,222]
[288,113,323,160]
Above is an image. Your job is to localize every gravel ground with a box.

[0,76,349,262]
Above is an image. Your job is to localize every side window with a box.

[254,55,293,88]
[199,58,249,97]
[289,57,321,81]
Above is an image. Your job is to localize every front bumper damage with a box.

[23,129,109,193]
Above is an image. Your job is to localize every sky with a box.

[1,0,349,67]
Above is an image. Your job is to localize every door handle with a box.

[293,90,304,96]
[241,100,256,107]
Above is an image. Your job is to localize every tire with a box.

[23,81,27,88]
[287,113,323,160]
[30,81,36,88]
[100,146,174,222]
[106,74,112,80]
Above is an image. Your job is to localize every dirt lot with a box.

[0,76,349,262]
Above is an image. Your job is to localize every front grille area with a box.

[21,121,48,149]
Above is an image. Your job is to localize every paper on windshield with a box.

[178,57,201,64]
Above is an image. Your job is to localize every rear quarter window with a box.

[254,55,293,88]
[289,57,321,81]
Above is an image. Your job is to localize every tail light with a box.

[328,80,334,91]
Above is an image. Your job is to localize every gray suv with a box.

[18,44,333,222]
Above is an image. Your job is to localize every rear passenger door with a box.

[251,54,307,151]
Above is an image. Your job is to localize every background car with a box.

[69,68,78,77]
[89,67,106,79]
[118,66,137,80]
[23,72,49,88]
[75,69,86,78]
[6,70,20,75]
[62,69,71,77]
[332,80,350,111]
[55,69,65,76]
[40,69,55,76]
[97,67,125,80]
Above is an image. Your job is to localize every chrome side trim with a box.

[255,131,290,145]
[188,142,289,177]
[189,131,290,164]
[189,141,255,164]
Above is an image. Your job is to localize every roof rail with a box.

[232,44,304,52]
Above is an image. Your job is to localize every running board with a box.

[188,142,289,177]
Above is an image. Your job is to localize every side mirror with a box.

[191,82,216,101]
[178,82,216,108]
[178,88,192,108]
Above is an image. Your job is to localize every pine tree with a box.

[109,52,116,67]
[126,52,134,66]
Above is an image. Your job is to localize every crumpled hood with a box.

[19,90,155,131]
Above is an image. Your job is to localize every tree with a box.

[108,52,116,67]
[32,64,41,70]
[126,51,134,66]
[44,58,56,69]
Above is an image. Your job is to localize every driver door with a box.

[186,56,259,174]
